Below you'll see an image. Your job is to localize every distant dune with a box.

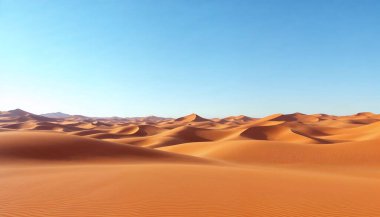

[1,109,380,216]
[175,113,210,122]
[40,112,71,118]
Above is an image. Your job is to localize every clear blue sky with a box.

[1,0,379,118]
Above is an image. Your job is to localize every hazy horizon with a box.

[1,107,378,119]
[1,0,379,117]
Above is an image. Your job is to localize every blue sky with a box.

[0,0,379,117]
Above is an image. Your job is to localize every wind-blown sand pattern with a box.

[1,109,380,216]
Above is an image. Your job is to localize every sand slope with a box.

[0,131,210,164]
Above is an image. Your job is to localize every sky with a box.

[0,0,379,118]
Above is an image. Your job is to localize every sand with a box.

[1,109,380,216]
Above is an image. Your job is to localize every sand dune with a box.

[175,113,210,122]
[239,124,327,143]
[271,112,320,123]
[0,109,55,122]
[160,139,380,166]
[1,110,380,216]
[0,131,210,164]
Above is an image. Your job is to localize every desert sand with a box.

[1,109,380,216]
